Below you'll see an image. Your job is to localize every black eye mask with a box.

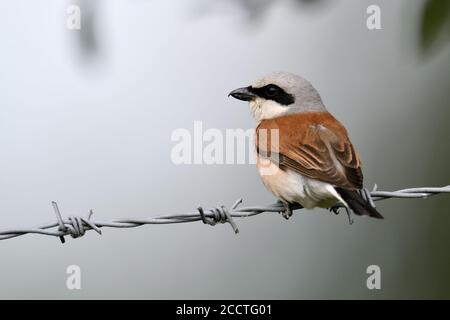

[248,84,295,106]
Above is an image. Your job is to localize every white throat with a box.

[249,98,288,122]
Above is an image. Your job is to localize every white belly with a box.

[256,157,345,209]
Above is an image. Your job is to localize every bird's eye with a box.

[265,85,279,97]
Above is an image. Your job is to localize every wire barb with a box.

[0,184,449,242]
[52,201,66,244]
[197,204,239,234]
[50,202,102,243]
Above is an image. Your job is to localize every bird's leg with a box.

[278,200,293,220]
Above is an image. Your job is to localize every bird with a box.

[228,71,383,221]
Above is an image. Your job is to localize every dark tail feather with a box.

[335,187,384,219]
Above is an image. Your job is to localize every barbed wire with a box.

[0,184,449,243]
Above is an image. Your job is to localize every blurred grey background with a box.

[0,0,449,299]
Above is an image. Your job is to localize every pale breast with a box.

[256,154,343,209]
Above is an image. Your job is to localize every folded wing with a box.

[256,112,363,189]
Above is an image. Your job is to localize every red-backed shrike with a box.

[229,72,383,220]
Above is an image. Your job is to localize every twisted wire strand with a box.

[0,185,449,242]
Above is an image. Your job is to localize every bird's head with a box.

[229,71,326,122]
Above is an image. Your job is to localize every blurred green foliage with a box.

[420,0,450,54]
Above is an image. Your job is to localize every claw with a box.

[329,205,353,225]
[329,206,341,215]
[279,201,293,220]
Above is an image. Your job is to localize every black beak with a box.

[228,87,256,101]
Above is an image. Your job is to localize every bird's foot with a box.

[279,201,293,220]
[329,205,354,225]
[329,206,341,215]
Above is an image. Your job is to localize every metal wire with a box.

[0,185,449,242]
